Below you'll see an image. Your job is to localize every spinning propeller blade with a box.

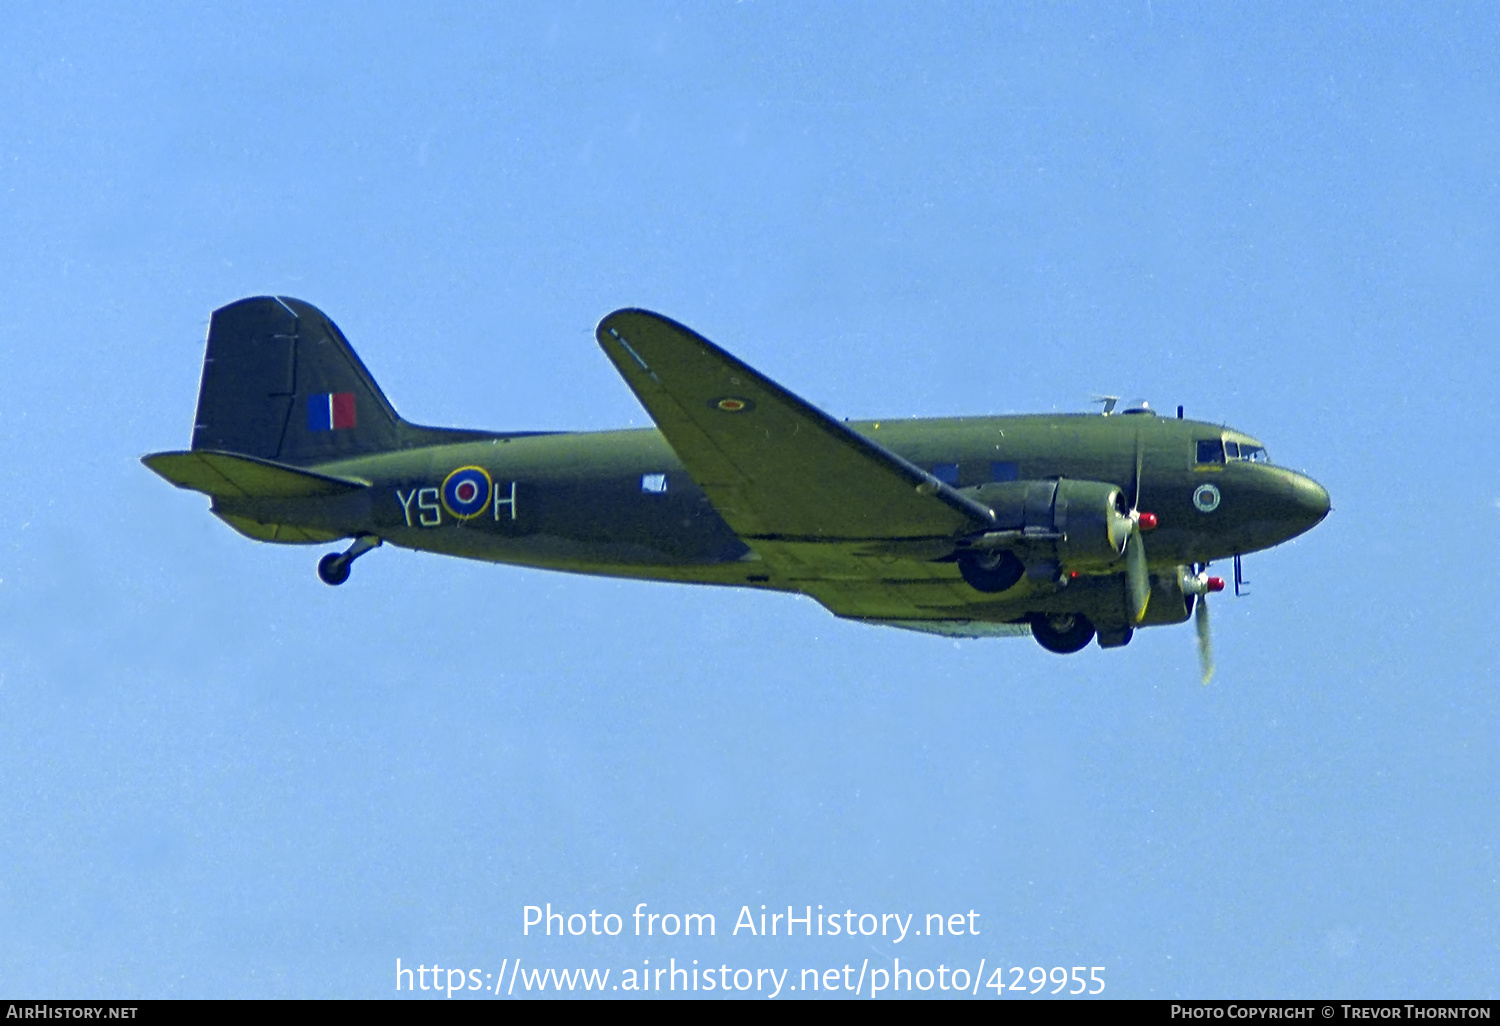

[1196,592,1214,685]
[1126,531,1150,625]
[1186,567,1225,684]
[1124,434,1156,625]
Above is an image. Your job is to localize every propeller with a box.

[1121,426,1225,684]
[1124,522,1152,623]
[1184,566,1226,684]
[1196,587,1213,684]
[1124,432,1158,625]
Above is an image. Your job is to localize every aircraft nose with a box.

[1286,472,1331,531]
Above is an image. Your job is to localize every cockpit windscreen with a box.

[1225,440,1270,463]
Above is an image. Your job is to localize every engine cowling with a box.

[962,478,1134,569]
[1137,565,1200,627]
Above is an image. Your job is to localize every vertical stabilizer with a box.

[191,296,403,463]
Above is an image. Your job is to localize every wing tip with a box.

[595,307,683,341]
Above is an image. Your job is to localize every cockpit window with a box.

[1225,440,1270,463]
[1196,438,1225,465]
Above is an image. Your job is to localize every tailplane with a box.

[143,449,367,499]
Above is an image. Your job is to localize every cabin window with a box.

[990,461,1019,482]
[932,463,959,485]
[1196,439,1225,465]
[641,473,668,494]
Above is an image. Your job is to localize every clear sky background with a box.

[1,2,1496,999]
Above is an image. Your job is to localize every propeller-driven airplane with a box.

[145,297,1329,680]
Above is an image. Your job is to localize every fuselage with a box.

[217,411,1329,603]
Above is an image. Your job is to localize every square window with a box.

[932,463,959,485]
[641,473,668,494]
[990,461,1019,482]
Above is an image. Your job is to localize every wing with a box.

[596,310,995,545]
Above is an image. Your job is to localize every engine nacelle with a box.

[1138,565,1199,627]
[962,478,1133,569]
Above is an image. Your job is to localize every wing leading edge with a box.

[595,309,995,546]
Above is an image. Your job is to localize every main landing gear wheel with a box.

[1030,612,1096,654]
[958,549,1024,593]
[316,534,382,586]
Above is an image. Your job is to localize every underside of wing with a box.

[856,618,1032,639]
[596,310,994,544]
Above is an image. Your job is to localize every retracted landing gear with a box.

[1095,624,1134,649]
[1029,612,1096,654]
[957,549,1025,593]
[317,534,382,586]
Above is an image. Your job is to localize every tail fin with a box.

[191,296,408,463]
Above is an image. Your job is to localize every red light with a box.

[1206,576,1226,592]
[1069,571,1080,579]
[1138,512,1159,531]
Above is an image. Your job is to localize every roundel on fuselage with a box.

[442,466,493,519]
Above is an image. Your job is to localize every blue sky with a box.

[1,2,1496,998]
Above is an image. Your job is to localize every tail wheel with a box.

[1030,612,1095,654]
[957,549,1024,593]
[317,553,351,586]
[316,534,381,587]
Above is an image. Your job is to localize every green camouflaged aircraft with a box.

[144,297,1329,679]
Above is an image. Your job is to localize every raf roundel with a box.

[1193,482,1222,513]
[442,466,493,519]
[710,396,754,413]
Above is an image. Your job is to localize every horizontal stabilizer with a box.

[142,450,368,499]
